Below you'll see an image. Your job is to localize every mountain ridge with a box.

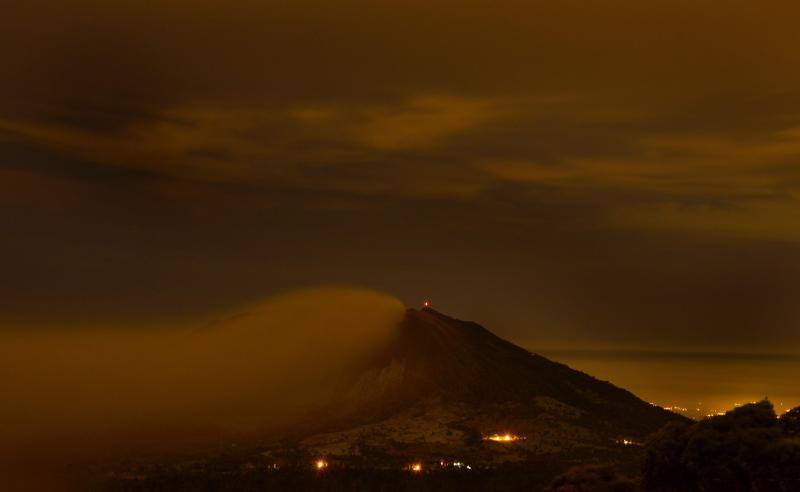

[289,307,685,462]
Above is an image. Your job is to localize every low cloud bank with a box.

[0,287,404,479]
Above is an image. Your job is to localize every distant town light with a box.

[410,462,422,472]
[485,433,524,442]
[315,459,328,470]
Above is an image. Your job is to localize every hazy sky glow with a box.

[3,1,800,359]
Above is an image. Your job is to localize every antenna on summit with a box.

[423,299,431,310]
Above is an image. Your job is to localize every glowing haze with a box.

[0,287,404,471]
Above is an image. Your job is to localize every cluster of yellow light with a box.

[438,459,471,470]
[314,458,476,475]
[485,433,522,442]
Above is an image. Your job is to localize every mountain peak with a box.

[295,310,685,468]
[321,309,684,438]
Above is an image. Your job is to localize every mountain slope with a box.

[290,308,684,464]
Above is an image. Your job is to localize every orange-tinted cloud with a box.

[3,0,800,354]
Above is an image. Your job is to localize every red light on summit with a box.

[423,300,430,309]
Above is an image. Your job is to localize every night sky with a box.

[3,0,800,363]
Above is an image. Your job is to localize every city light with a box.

[485,433,524,442]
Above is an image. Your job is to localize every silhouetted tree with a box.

[643,401,800,491]
[780,406,800,437]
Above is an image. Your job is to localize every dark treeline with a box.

[548,401,800,492]
[641,401,800,491]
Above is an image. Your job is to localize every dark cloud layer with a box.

[2,0,800,352]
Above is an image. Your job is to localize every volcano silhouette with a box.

[293,308,684,464]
